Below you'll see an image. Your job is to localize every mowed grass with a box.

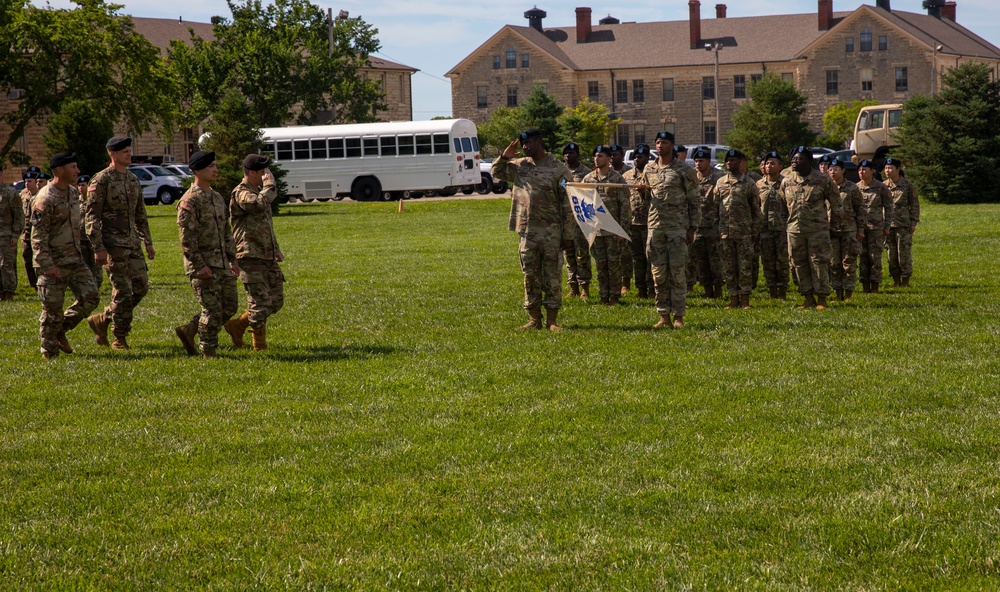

[1,198,999,590]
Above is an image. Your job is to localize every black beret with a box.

[884,157,902,167]
[819,153,832,163]
[675,144,688,152]
[725,149,746,160]
[562,142,580,154]
[792,146,814,160]
[608,144,624,154]
[857,159,874,168]
[106,136,132,151]
[593,145,613,156]
[655,131,675,143]
[518,129,541,142]
[764,150,782,162]
[37,171,50,180]
[23,165,41,180]
[828,158,846,169]
[188,150,216,171]
[77,175,91,184]
[49,152,77,169]
[634,144,651,156]
[692,148,711,160]
[242,154,270,171]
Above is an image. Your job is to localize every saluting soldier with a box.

[716,150,762,309]
[688,146,724,299]
[20,166,44,291]
[561,142,593,299]
[173,151,240,358]
[623,144,653,299]
[492,129,575,331]
[882,157,920,287]
[856,159,892,293]
[610,144,633,294]
[757,151,789,299]
[638,131,700,329]
[223,154,285,351]
[0,164,24,301]
[75,175,103,291]
[84,137,153,350]
[30,153,100,359]
[827,158,865,301]
[583,145,630,305]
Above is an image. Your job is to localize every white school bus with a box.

[261,119,482,201]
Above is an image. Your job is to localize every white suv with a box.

[128,164,186,205]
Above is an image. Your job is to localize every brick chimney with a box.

[942,1,956,21]
[576,7,592,42]
[716,4,727,18]
[818,0,833,31]
[689,0,702,49]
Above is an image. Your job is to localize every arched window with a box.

[860,28,873,52]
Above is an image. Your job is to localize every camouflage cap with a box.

[242,154,271,171]
[188,150,216,171]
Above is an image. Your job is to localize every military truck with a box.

[851,103,903,166]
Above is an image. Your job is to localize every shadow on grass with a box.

[80,343,402,362]
[267,343,401,362]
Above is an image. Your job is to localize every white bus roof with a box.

[261,119,475,141]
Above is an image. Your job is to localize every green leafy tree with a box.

[557,98,619,157]
[822,99,878,149]
[725,72,815,159]
[43,99,114,177]
[476,106,528,158]
[0,0,178,166]
[895,62,1000,204]
[521,85,562,152]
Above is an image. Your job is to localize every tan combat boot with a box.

[569,283,580,298]
[56,332,73,354]
[816,295,828,310]
[797,294,817,309]
[87,312,110,347]
[844,290,853,301]
[174,321,199,356]
[42,351,58,360]
[725,294,740,310]
[250,324,267,351]
[653,314,671,329]
[518,306,543,330]
[545,308,562,332]
[224,311,251,348]
[111,335,129,351]
[202,347,219,359]
[579,283,590,301]
[739,294,751,309]
[672,315,684,329]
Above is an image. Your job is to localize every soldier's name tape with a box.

[565,182,634,188]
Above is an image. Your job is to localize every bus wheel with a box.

[476,173,493,195]
[351,176,382,201]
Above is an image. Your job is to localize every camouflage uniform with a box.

[562,163,592,292]
[623,166,653,297]
[884,176,920,282]
[177,185,239,352]
[688,169,724,293]
[84,167,151,339]
[582,167,630,301]
[0,184,23,297]
[640,159,701,318]
[30,184,99,356]
[830,179,865,293]
[716,173,762,297]
[613,163,634,289]
[493,153,574,312]
[780,169,842,297]
[231,178,284,327]
[757,175,789,290]
[857,178,892,287]
[21,188,38,290]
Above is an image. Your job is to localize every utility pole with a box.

[932,44,942,94]
[327,8,334,56]
[706,42,723,143]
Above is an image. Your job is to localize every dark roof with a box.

[364,56,418,72]
[130,17,215,54]
[878,8,1000,59]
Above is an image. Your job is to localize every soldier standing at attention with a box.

[30,153,100,359]
[20,166,44,291]
[675,145,689,163]
[609,144,633,295]
[623,144,653,299]
[583,145,630,305]
[757,151,789,299]
[224,154,285,351]
[75,175,103,291]
[882,157,919,288]
[85,137,153,350]
[780,146,842,310]
[561,143,593,300]
[174,151,240,358]
[856,159,892,293]
[827,158,865,301]
[716,150,762,310]
[689,146,724,299]
[0,165,24,301]
[638,131,700,329]
[492,129,574,331]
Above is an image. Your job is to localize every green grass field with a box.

[2,198,999,589]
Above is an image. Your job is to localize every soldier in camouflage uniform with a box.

[583,145,631,305]
[827,158,865,301]
[716,150,762,309]
[757,151,789,299]
[610,144,633,294]
[492,129,575,331]
[174,151,240,358]
[75,175,103,292]
[638,131,700,329]
[780,146,842,310]
[20,166,44,291]
[224,154,285,351]
[561,143,593,299]
[30,153,100,359]
[0,165,24,301]
[623,144,653,299]
[882,157,920,287]
[741,158,763,289]
[688,147,724,299]
[84,137,155,350]
[856,159,892,293]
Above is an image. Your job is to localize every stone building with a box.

[447,1,1000,148]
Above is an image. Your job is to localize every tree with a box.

[557,98,619,157]
[476,106,528,158]
[822,99,878,149]
[43,100,114,177]
[521,85,562,152]
[725,72,815,160]
[895,62,1000,204]
[0,0,178,167]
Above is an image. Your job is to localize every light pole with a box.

[706,42,723,143]
[932,44,943,95]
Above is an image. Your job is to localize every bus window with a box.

[328,138,344,158]
[345,138,361,158]
[433,133,450,154]
[264,142,276,155]
[381,136,397,156]
[310,139,327,159]
[472,137,480,151]
[294,140,309,160]
[454,138,462,153]
[277,141,293,161]
[461,137,473,153]
[398,136,414,156]
[416,134,433,155]
[363,137,379,157]
[888,109,902,128]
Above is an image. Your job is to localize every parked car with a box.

[162,163,192,178]
[12,180,25,193]
[479,159,508,194]
[127,164,186,205]
[826,149,860,183]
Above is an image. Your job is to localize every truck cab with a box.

[852,104,903,165]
